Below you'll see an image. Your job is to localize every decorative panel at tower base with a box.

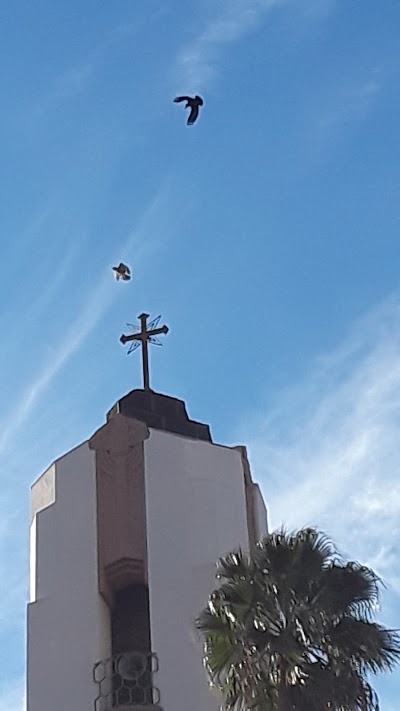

[94,651,160,711]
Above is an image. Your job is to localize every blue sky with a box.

[0,0,400,707]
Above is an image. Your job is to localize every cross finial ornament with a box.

[120,313,169,391]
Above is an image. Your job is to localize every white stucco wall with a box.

[253,483,268,540]
[144,430,252,711]
[27,443,111,711]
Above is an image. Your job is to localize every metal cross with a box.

[120,313,169,391]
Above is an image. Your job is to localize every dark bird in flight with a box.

[113,263,131,281]
[173,95,204,125]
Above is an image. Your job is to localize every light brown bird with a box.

[112,263,131,281]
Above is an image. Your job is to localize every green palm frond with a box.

[195,526,400,710]
[195,607,230,635]
[255,530,296,582]
[294,527,337,560]
[216,549,252,582]
[254,528,337,601]
[203,633,238,680]
[315,562,380,617]
[217,578,255,611]
[328,617,400,674]
[304,662,379,711]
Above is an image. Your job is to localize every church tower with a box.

[26,313,268,711]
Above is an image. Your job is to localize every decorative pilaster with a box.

[89,415,150,606]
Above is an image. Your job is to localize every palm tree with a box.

[195,528,400,711]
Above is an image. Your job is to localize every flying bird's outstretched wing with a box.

[174,94,204,125]
[187,104,200,125]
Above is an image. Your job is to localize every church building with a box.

[26,313,268,711]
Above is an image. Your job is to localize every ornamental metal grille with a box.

[93,651,160,710]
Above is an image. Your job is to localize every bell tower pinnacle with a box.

[26,316,268,711]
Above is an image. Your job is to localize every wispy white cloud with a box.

[0,277,112,456]
[55,23,139,99]
[300,69,384,166]
[318,73,381,133]
[292,0,337,22]
[12,204,55,259]
[33,22,139,115]
[175,0,281,89]
[174,0,337,90]
[0,180,173,457]
[239,296,400,595]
